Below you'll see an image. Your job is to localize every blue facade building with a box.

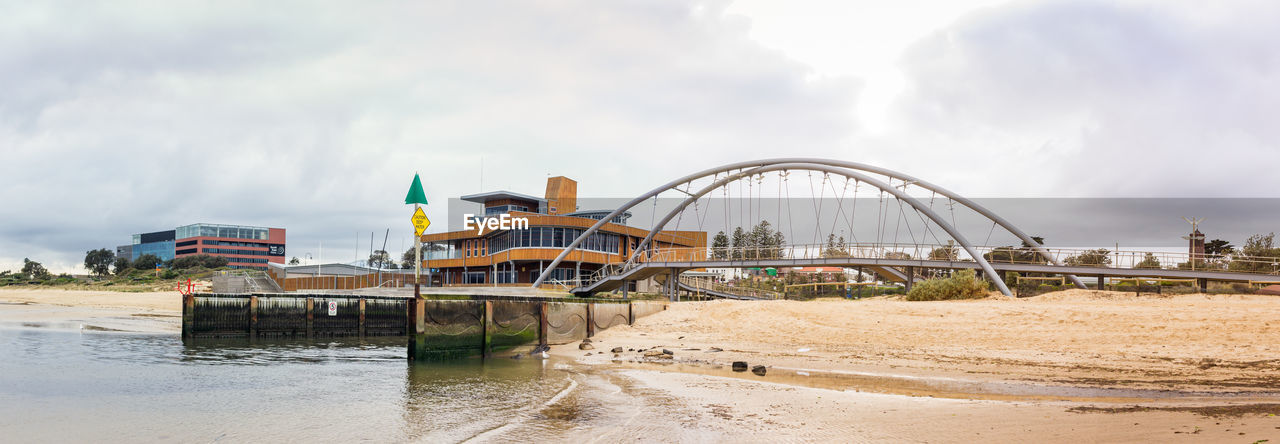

[131,230,176,262]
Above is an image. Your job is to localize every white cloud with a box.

[876,0,1280,197]
[3,0,1278,273]
[0,0,858,272]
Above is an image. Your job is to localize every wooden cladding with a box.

[421,213,706,248]
[280,274,419,292]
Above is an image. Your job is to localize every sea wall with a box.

[182,293,666,359]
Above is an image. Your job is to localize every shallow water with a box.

[0,327,573,442]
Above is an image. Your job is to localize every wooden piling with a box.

[182,293,194,339]
[249,295,258,339]
[586,302,595,338]
[627,301,634,325]
[482,300,494,357]
[539,302,549,346]
[358,298,366,338]
[305,297,314,339]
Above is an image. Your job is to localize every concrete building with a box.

[126,223,286,270]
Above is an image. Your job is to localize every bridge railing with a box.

[621,243,1280,276]
[677,274,784,300]
[571,243,1279,290]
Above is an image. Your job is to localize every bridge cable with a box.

[917,190,945,257]
[782,170,795,253]
[806,172,821,247]
[776,171,783,249]
[982,220,997,249]
[826,175,852,252]
[847,180,860,246]
[875,189,886,249]
[816,172,830,248]
[894,196,921,250]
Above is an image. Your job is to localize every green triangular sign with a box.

[404,173,429,205]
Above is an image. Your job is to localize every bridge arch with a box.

[531,158,1087,295]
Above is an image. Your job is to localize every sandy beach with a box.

[5,288,1280,441]
[545,291,1280,442]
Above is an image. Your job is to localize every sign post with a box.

[406,173,430,299]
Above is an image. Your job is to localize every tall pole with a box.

[415,203,422,298]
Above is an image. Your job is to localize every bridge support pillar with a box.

[669,269,678,302]
[1097,275,1105,290]
[1197,278,1209,293]
[905,267,914,292]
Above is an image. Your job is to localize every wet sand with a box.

[545,291,1280,442]
[0,289,180,333]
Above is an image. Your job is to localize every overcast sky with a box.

[2,0,1278,273]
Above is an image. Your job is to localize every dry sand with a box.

[546,290,1280,442]
[574,290,1280,393]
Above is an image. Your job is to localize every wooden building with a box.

[421,177,706,288]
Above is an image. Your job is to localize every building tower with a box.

[544,176,577,215]
[1181,217,1205,261]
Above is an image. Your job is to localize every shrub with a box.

[906,269,989,301]
[170,254,228,270]
[132,254,162,270]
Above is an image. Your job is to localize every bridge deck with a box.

[573,258,1277,295]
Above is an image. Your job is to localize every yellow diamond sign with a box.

[411,207,430,236]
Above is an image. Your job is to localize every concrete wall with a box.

[184,293,669,360]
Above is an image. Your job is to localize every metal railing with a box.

[627,243,1280,273]
[678,275,784,300]
[569,242,1280,290]
[215,269,284,293]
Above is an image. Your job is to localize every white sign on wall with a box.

[327,301,337,316]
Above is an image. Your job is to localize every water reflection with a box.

[0,328,571,443]
[402,357,570,441]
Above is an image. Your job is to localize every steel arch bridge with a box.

[531,159,1280,298]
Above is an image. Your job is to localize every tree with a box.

[1229,233,1280,272]
[983,236,1049,264]
[402,244,447,269]
[711,231,730,260]
[726,222,786,261]
[401,247,416,269]
[113,257,131,275]
[1204,239,1234,258]
[1064,249,1112,267]
[823,234,851,258]
[367,250,393,269]
[730,227,747,260]
[1135,253,1162,269]
[132,254,162,270]
[928,244,959,261]
[83,248,114,277]
[21,258,50,280]
[288,256,301,265]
